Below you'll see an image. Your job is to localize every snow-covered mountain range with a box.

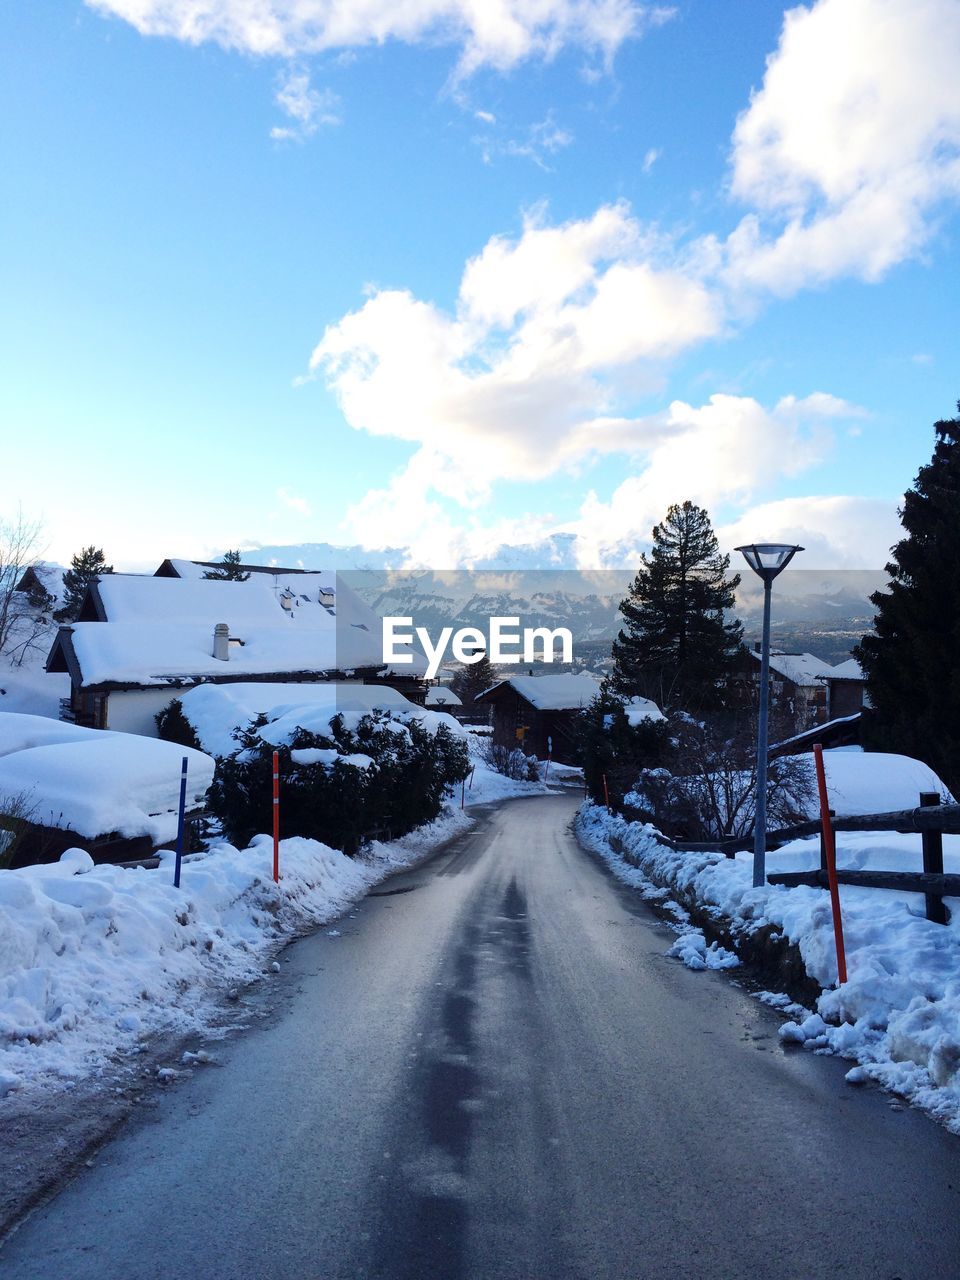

[240,542,885,664]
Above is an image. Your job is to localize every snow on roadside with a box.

[0,805,472,1096]
[460,731,581,807]
[577,801,960,1133]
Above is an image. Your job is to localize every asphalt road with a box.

[2,793,959,1279]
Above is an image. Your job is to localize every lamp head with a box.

[735,542,803,584]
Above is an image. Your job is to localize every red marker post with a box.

[602,773,611,813]
[272,750,280,884]
[813,743,847,985]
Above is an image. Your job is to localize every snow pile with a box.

[666,929,740,971]
[812,751,953,817]
[0,807,471,1091]
[578,802,960,1132]
[0,713,214,841]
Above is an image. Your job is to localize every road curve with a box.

[2,793,958,1279]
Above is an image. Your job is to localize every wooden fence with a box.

[664,792,960,925]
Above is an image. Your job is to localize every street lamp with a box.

[735,543,804,887]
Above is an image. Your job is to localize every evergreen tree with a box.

[610,501,742,709]
[55,546,113,622]
[855,404,960,796]
[450,652,497,709]
[203,550,250,581]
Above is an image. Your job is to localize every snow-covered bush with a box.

[626,714,815,840]
[210,711,469,854]
[483,741,541,781]
[155,698,203,752]
[576,691,671,807]
[0,789,37,869]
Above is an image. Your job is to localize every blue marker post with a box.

[173,756,189,889]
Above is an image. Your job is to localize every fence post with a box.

[818,810,835,873]
[919,791,946,925]
[813,745,847,985]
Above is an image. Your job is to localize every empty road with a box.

[2,793,959,1279]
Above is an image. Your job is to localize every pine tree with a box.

[55,546,113,622]
[855,405,960,796]
[450,652,497,708]
[610,501,742,709]
[203,550,250,581]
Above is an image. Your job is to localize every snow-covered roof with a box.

[0,713,214,841]
[177,681,463,759]
[623,695,666,726]
[49,576,426,686]
[425,686,462,707]
[827,657,865,681]
[750,650,834,686]
[477,673,602,711]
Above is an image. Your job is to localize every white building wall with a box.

[105,688,187,737]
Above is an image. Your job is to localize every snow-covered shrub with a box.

[483,741,541,781]
[210,712,469,854]
[576,691,671,808]
[0,789,37,870]
[156,698,203,752]
[627,713,815,840]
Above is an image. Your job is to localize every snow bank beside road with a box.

[577,803,960,1132]
[0,806,471,1095]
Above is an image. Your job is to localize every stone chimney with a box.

[213,622,230,661]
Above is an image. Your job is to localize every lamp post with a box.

[735,543,804,888]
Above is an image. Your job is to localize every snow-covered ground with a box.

[578,802,960,1133]
[0,806,474,1097]
[461,728,583,806]
[0,722,579,1098]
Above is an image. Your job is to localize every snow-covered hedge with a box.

[212,710,469,853]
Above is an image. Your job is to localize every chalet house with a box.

[474,673,604,764]
[425,685,463,712]
[739,646,834,729]
[822,657,868,720]
[46,570,426,736]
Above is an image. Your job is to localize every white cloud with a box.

[86,0,668,74]
[271,68,340,140]
[277,487,311,515]
[474,109,496,124]
[722,0,960,293]
[569,393,859,566]
[717,496,902,570]
[494,112,575,169]
[641,147,660,173]
[312,203,723,521]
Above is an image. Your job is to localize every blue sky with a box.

[2,1,958,570]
